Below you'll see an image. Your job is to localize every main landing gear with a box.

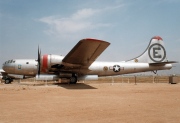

[70,76,77,84]
[3,77,13,84]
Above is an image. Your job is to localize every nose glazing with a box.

[2,60,15,73]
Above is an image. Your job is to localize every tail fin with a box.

[126,36,169,63]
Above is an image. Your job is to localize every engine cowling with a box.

[41,54,64,73]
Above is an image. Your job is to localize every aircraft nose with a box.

[2,62,8,72]
[2,60,15,73]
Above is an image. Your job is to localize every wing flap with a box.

[62,38,110,67]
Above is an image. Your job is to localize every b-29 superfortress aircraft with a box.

[2,36,176,84]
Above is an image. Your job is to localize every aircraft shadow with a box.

[15,82,97,90]
[53,83,97,90]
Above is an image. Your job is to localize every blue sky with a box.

[0,0,179,74]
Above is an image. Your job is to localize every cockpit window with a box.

[3,59,15,65]
[26,62,29,64]
[5,60,15,64]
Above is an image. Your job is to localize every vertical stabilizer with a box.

[126,36,168,63]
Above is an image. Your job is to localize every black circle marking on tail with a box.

[148,43,166,62]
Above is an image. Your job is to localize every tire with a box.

[70,76,77,84]
[5,79,10,84]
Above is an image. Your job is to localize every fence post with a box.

[111,76,114,85]
[134,76,137,85]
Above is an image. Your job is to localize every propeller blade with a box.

[37,46,41,76]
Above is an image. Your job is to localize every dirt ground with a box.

[0,81,180,123]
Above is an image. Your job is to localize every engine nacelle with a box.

[78,75,98,81]
[41,54,64,73]
[35,74,72,83]
[36,74,59,81]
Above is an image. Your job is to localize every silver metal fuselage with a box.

[2,59,37,76]
[2,59,172,77]
[88,61,172,76]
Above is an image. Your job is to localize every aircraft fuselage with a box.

[2,59,37,76]
[88,62,172,76]
[2,59,172,77]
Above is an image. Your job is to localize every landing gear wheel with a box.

[5,79,11,84]
[70,76,77,84]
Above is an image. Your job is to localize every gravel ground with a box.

[0,82,180,123]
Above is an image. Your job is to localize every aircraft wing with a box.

[62,38,110,68]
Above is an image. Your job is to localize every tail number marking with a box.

[153,47,162,58]
[148,43,166,62]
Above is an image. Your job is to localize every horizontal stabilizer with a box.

[149,61,178,66]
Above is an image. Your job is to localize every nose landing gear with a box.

[3,77,13,84]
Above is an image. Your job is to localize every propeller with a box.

[37,46,41,76]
